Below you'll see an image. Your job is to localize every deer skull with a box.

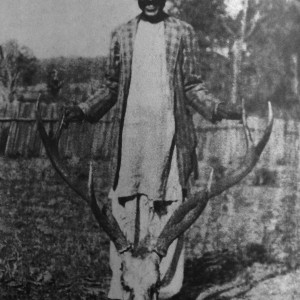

[121,251,160,300]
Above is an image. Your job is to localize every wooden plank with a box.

[13,102,24,156]
[63,122,74,159]
[27,102,39,157]
[90,122,102,159]
[75,121,91,159]
[14,102,32,156]
[5,103,19,156]
[39,103,53,157]
[31,102,45,157]
[24,103,36,157]
[102,121,113,160]
[57,106,69,158]
[0,104,9,154]
[92,121,105,159]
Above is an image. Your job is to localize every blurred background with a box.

[0,0,300,116]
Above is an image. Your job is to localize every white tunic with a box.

[115,19,178,201]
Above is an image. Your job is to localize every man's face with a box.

[138,0,166,20]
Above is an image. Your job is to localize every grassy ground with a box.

[0,158,111,299]
[0,157,300,299]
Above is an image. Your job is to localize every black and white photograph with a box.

[0,0,299,299]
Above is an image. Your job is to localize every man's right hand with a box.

[63,106,85,127]
[214,103,243,122]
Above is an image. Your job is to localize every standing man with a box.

[65,0,242,298]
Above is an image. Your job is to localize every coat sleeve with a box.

[182,25,222,123]
[78,30,120,123]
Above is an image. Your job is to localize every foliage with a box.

[169,0,300,117]
[235,0,300,114]
[168,0,229,46]
[252,168,277,186]
[241,0,298,111]
[0,40,38,99]
[33,56,106,86]
[168,0,233,102]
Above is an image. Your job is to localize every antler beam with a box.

[35,97,131,253]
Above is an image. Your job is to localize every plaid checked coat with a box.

[79,13,222,192]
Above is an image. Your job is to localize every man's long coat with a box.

[79,13,221,192]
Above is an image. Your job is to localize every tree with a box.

[284,0,300,101]
[168,0,228,46]
[168,0,267,104]
[168,0,300,114]
[168,0,233,101]
[242,0,300,113]
[218,0,269,104]
[0,40,38,101]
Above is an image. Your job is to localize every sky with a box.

[225,0,244,18]
[0,0,139,58]
[0,0,242,59]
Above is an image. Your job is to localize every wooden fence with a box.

[0,102,115,160]
[0,102,298,172]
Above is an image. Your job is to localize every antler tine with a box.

[53,107,66,144]
[242,98,253,148]
[206,168,214,194]
[153,102,273,258]
[255,101,273,155]
[88,162,132,253]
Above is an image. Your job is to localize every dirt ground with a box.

[0,157,300,299]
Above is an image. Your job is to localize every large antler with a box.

[154,102,274,257]
[35,97,131,253]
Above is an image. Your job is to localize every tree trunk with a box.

[230,0,249,104]
[290,53,299,100]
[230,40,241,104]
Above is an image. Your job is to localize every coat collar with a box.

[120,13,183,81]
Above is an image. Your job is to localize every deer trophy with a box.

[36,99,273,300]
